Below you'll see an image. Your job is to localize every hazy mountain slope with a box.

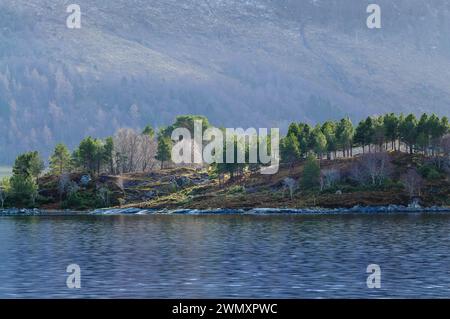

[0,0,449,163]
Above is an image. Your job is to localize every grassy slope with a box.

[35,152,449,210]
[118,153,450,210]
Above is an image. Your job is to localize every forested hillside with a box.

[1,0,450,163]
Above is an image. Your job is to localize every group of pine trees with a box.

[281,113,449,164]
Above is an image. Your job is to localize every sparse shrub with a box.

[97,187,112,207]
[419,164,441,180]
[228,185,245,194]
[62,190,102,210]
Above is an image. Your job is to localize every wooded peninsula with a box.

[0,113,449,211]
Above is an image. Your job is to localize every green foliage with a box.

[383,113,400,147]
[287,123,312,157]
[9,174,38,206]
[227,185,245,194]
[336,117,354,156]
[72,136,110,175]
[321,121,337,157]
[6,151,44,207]
[162,115,211,138]
[103,137,115,174]
[301,154,321,189]
[212,134,247,179]
[13,151,44,179]
[280,133,301,164]
[49,143,72,175]
[419,164,442,181]
[311,125,327,157]
[62,191,102,210]
[155,132,173,169]
[142,125,155,138]
[399,114,418,153]
[354,116,374,149]
[0,177,11,208]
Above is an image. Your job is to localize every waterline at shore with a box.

[1,205,450,216]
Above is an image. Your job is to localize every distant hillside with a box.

[1,0,450,163]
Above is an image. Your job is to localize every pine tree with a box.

[311,125,327,159]
[155,134,172,169]
[301,154,321,189]
[50,143,72,175]
[336,117,354,157]
[383,113,400,151]
[142,125,155,138]
[399,114,418,154]
[280,133,301,167]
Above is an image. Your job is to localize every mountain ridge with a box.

[1,0,449,163]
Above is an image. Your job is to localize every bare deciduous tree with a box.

[361,152,393,186]
[438,135,450,175]
[138,134,158,172]
[441,134,450,157]
[320,168,340,190]
[0,186,7,209]
[349,161,365,185]
[401,168,424,198]
[113,128,157,174]
[58,173,71,202]
[282,177,298,200]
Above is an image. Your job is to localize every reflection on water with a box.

[1,214,450,298]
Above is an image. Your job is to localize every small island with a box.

[1,113,449,214]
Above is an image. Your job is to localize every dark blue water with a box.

[1,213,450,298]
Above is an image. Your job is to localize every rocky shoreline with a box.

[0,208,87,216]
[1,205,450,216]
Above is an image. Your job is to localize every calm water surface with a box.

[1,213,450,298]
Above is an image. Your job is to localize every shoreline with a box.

[1,205,450,216]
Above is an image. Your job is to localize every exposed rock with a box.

[80,175,92,186]
[0,208,41,216]
[175,176,193,188]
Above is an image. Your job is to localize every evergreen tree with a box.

[0,177,10,208]
[9,174,38,207]
[49,143,72,175]
[428,114,448,155]
[155,133,172,169]
[336,117,354,157]
[13,151,44,179]
[354,117,374,153]
[301,154,321,189]
[142,125,155,138]
[297,123,313,157]
[10,152,42,206]
[399,114,418,154]
[383,113,400,151]
[280,133,301,167]
[311,125,327,159]
[417,113,430,153]
[321,121,337,159]
[373,116,386,151]
[103,137,115,174]
[73,137,105,175]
